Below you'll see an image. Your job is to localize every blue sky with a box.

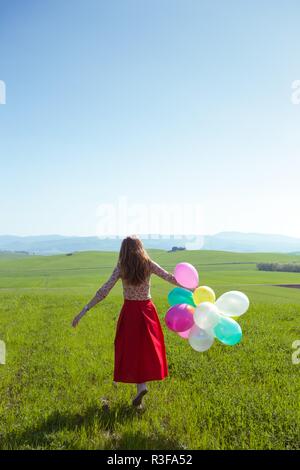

[1,0,300,237]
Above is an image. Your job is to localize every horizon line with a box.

[1,231,300,240]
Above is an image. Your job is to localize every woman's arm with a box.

[150,260,180,286]
[72,265,120,327]
[150,260,194,291]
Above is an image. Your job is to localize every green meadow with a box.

[0,249,299,450]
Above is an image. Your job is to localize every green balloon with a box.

[168,287,196,307]
[213,316,242,346]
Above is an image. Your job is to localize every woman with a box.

[72,235,179,407]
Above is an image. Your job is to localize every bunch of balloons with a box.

[165,262,250,352]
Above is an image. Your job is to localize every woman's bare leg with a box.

[137,382,147,394]
[132,382,148,406]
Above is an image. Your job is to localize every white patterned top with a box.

[95,260,179,302]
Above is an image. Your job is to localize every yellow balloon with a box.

[193,286,216,305]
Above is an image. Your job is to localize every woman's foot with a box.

[132,383,148,407]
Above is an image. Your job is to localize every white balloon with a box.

[215,291,249,317]
[194,302,221,330]
[188,324,214,352]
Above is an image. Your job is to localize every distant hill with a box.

[1,232,300,255]
[202,232,300,253]
[0,235,195,254]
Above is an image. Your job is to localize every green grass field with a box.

[0,249,299,450]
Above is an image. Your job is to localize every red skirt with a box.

[114,299,168,383]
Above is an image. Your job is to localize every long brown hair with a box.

[118,236,151,285]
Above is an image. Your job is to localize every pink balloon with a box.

[178,327,192,339]
[174,263,199,289]
[165,304,195,333]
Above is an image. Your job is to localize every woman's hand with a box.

[72,313,82,328]
[72,307,88,328]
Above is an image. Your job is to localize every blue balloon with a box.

[213,316,242,346]
[168,287,196,307]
